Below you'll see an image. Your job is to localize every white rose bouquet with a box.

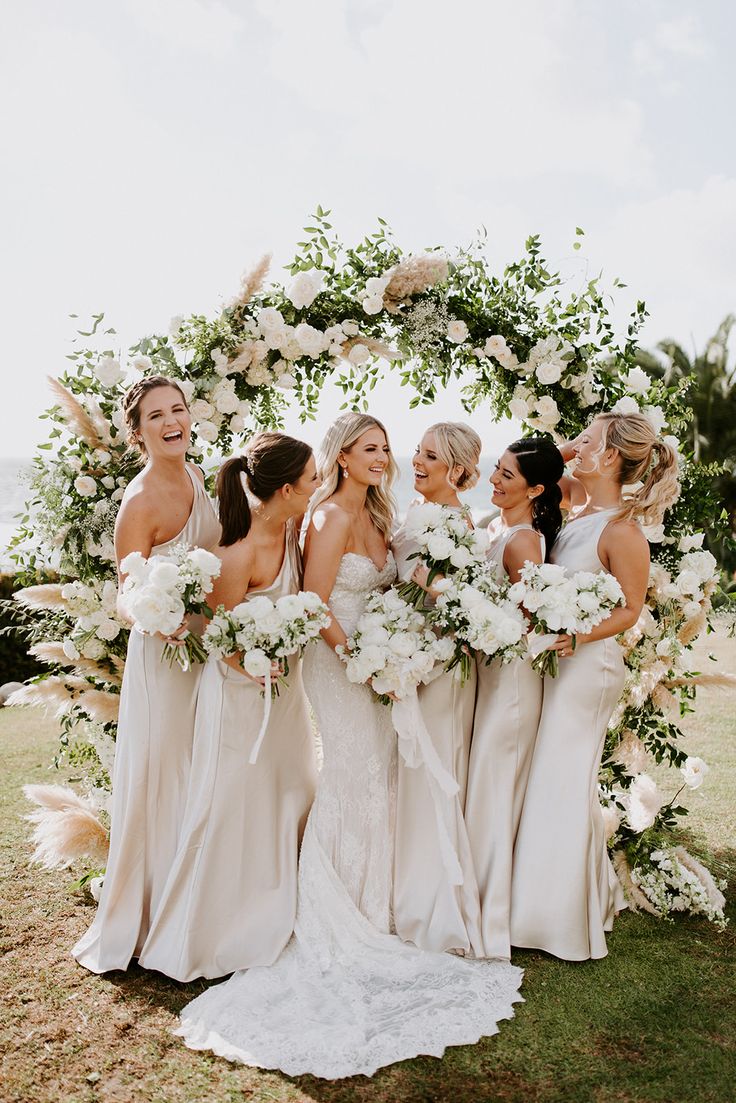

[508,562,625,677]
[202,590,330,762]
[396,502,487,608]
[120,544,222,670]
[340,588,449,701]
[430,567,527,682]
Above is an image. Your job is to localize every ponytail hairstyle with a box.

[216,431,313,547]
[308,412,398,540]
[595,412,680,526]
[122,375,189,458]
[426,422,482,491]
[507,437,565,559]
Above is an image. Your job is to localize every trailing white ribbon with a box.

[391,690,463,886]
[249,665,272,764]
[526,630,559,659]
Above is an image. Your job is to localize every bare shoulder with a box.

[186,462,205,486]
[218,537,255,572]
[507,527,543,556]
[605,517,648,547]
[309,500,352,537]
[117,471,156,522]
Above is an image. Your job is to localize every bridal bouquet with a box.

[431,567,527,682]
[508,562,625,677]
[340,588,451,700]
[396,502,487,608]
[203,591,330,762]
[120,544,222,670]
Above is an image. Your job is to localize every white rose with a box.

[196,420,219,443]
[190,399,214,421]
[362,295,384,315]
[148,560,180,590]
[257,306,285,334]
[230,415,245,433]
[177,379,195,403]
[94,356,124,387]
[678,532,705,553]
[675,569,701,597]
[276,372,297,390]
[96,618,121,642]
[533,395,560,427]
[484,335,510,359]
[681,756,709,790]
[642,522,666,544]
[447,320,469,344]
[74,475,97,498]
[509,396,531,419]
[62,638,80,661]
[611,395,640,416]
[623,365,651,396]
[243,596,275,621]
[364,275,390,298]
[101,476,115,490]
[169,315,184,339]
[276,594,305,619]
[643,405,667,434]
[287,270,324,310]
[341,320,360,337]
[348,343,370,367]
[188,548,221,578]
[388,633,417,658]
[242,648,272,678]
[121,551,148,582]
[211,347,231,376]
[295,323,330,359]
[131,354,153,374]
[81,637,107,661]
[449,545,473,570]
[360,625,391,647]
[536,360,563,385]
[213,383,240,415]
[426,534,455,561]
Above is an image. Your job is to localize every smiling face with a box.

[490,449,541,512]
[340,427,391,486]
[413,431,459,502]
[137,385,191,460]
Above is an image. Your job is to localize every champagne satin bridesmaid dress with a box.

[510,509,627,960]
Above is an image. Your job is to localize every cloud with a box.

[125,0,245,55]
[655,15,709,59]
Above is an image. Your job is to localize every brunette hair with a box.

[425,422,482,490]
[216,432,313,547]
[506,437,565,558]
[595,412,680,526]
[308,412,398,540]
[122,376,188,457]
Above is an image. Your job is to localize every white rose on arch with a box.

[623,365,651,396]
[287,270,324,310]
[535,360,563,385]
[611,395,640,417]
[74,475,97,498]
[295,323,330,359]
[681,756,709,790]
[94,356,124,388]
[348,343,371,367]
[447,319,469,344]
[643,405,667,434]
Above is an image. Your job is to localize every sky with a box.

[1,0,735,460]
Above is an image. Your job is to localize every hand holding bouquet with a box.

[430,566,527,682]
[120,544,222,670]
[203,590,330,762]
[508,562,625,677]
[396,502,487,608]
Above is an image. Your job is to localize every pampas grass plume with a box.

[47,376,105,450]
[23,784,109,868]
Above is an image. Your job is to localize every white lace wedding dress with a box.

[176,552,523,1079]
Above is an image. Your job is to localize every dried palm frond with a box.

[14,584,66,611]
[677,610,707,646]
[29,642,70,666]
[612,850,659,917]
[47,376,105,449]
[229,254,272,309]
[673,847,726,911]
[340,335,405,363]
[664,672,736,690]
[651,684,681,720]
[77,688,120,725]
[23,784,109,868]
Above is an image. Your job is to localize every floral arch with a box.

[10,210,729,923]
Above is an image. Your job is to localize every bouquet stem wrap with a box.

[391,690,463,885]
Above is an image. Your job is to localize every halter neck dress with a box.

[464,519,545,959]
[73,465,221,974]
[138,518,318,980]
[510,509,627,960]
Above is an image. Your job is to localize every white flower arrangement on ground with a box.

[430,567,527,682]
[202,591,330,763]
[508,562,625,677]
[340,589,450,701]
[120,544,222,669]
[396,502,487,608]
[630,847,727,930]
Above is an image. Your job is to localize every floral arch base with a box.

[9,210,730,925]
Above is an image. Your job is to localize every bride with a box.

[176,413,523,1080]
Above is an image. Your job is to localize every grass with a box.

[1,628,735,1103]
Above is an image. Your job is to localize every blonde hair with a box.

[425,422,482,491]
[595,412,680,526]
[309,412,398,540]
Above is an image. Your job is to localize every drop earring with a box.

[342,466,349,480]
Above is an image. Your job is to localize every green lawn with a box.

[1,628,734,1103]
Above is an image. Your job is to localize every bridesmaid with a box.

[464,437,564,959]
[510,412,680,960]
[391,423,485,955]
[73,376,221,973]
[139,433,320,980]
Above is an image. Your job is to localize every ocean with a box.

[0,456,499,571]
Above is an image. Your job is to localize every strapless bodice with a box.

[329,552,397,636]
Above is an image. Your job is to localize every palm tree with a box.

[636,315,736,570]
